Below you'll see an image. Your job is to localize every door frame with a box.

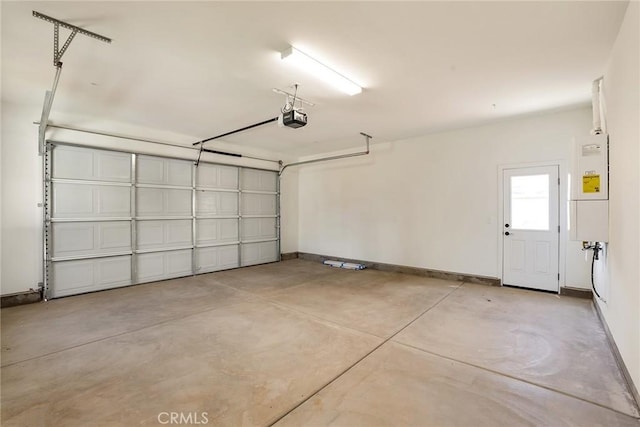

[497,160,567,291]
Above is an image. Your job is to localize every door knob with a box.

[504,231,510,236]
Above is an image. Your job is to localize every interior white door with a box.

[503,165,559,292]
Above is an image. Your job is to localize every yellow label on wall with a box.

[583,175,600,193]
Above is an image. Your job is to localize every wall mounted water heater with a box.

[569,133,609,242]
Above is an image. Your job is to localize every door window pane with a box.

[511,175,549,230]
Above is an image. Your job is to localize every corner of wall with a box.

[279,168,299,254]
[598,0,640,402]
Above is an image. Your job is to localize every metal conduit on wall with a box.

[279,132,372,175]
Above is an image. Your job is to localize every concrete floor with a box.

[1,259,638,426]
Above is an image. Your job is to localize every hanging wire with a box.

[280,98,292,113]
[291,84,298,107]
[281,84,299,113]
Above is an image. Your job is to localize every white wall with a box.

[279,169,299,254]
[296,107,594,287]
[1,102,43,296]
[597,1,640,394]
[0,107,290,296]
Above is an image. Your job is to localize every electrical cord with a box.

[590,243,603,300]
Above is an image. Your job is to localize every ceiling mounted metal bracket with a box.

[272,88,315,107]
[53,24,77,66]
[33,11,112,154]
[33,11,112,65]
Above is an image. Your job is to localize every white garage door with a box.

[240,169,279,266]
[49,145,133,297]
[45,143,279,298]
[195,162,240,273]
[135,155,194,284]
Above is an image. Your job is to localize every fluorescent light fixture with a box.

[281,46,362,96]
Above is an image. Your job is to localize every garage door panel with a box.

[137,156,192,187]
[196,191,238,216]
[97,152,131,182]
[53,224,94,255]
[168,250,192,273]
[166,190,192,215]
[53,184,93,216]
[53,146,131,182]
[51,256,132,297]
[136,253,164,282]
[196,245,239,273]
[136,249,193,283]
[99,186,133,217]
[136,188,192,217]
[53,184,131,219]
[196,219,239,245]
[137,156,164,184]
[197,164,238,189]
[53,222,131,258]
[137,220,192,250]
[241,241,278,266]
[241,169,277,192]
[136,188,161,215]
[101,223,132,250]
[241,217,276,241]
[53,146,93,180]
[167,161,192,187]
[241,193,276,216]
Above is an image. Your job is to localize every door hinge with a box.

[558,225,560,233]
[558,273,560,280]
[558,177,560,185]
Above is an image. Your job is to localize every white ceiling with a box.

[1,1,628,156]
